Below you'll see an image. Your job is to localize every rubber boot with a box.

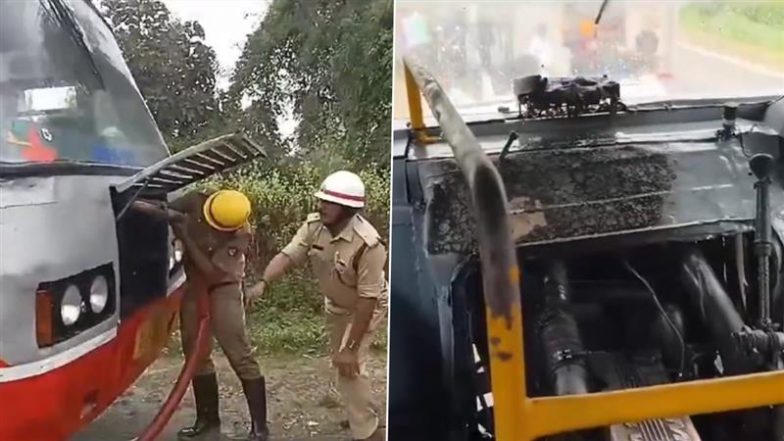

[241,376,270,441]
[178,373,221,439]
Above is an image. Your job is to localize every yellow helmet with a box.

[202,190,251,231]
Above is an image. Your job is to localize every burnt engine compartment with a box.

[111,189,171,319]
[460,234,784,441]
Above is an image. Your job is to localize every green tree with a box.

[229,0,393,173]
[100,0,222,151]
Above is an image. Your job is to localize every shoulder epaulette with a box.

[353,216,381,247]
[305,212,321,223]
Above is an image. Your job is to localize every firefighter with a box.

[246,170,387,441]
[152,189,270,441]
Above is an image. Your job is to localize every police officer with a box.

[165,189,269,441]
[247,171,387,441]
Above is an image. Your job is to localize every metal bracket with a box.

[498,131,519,166]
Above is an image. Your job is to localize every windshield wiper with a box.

[595,0,610,25]
[0,160,138,178]
[43,0,105,89]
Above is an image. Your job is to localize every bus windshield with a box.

[0,0,168,167]
[393,0,784,123]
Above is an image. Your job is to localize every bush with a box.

[730,3,784,27]
[247,309,328,355]
[680,2,784,55]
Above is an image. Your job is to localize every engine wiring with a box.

[738,123,759,158]
[623,259,687,380]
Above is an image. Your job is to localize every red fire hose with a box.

[137,290,211,441]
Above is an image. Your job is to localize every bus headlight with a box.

[35,263,116,348]
[61,285,83,326]
[89,275,109,314]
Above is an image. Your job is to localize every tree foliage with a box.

[100,0,222,151]
[229,0,393,173]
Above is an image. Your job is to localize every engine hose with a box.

[679,246,750,375]
[136,290,211,441]
[538,307,588,395]
[538,261,588,396]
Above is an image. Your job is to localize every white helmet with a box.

[314,170,365,208]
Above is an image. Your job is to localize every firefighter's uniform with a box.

[170,190,269,441]
[173,190,261,379]
[281,212,388,440]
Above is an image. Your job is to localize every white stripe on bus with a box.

[0,327,117,383]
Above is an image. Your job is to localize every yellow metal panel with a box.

[403,63,441,144]
[404,64,425,131]
[524,369,784,440]
[484,284,527,441]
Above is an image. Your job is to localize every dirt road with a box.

[73,350,387,441]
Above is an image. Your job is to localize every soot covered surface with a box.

[421,142,759,255]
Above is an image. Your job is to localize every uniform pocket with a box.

[332,251,356,287]
[308,245,331,276]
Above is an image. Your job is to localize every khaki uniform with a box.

[281,213,388,440]
[172,191,261,381]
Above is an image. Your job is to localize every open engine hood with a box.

[112,132,266,199]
